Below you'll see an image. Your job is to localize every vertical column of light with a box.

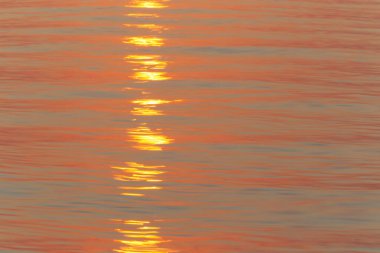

[112,1,177,253]
[123,0,178,152]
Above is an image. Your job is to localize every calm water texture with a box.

[1,0,380,252]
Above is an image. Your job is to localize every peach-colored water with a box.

[1,0,380,252]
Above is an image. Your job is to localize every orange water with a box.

[1,1,380,252]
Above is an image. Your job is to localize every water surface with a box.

[1,0,380,252]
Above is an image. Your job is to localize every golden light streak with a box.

[122,193,145,197]
[113,219,176,253]
[123,36,164,47]
[129,162,165,169]
[127,125,173,151]
[124,220,151,226]
[113,164,165,183]
[131,107,163,116]
[126,55,168,70]
[125,57,168,70]
[125,55,171,81]
[131,99,182,116]
[114,174,162,182]
[126,13,160,18]
[132,99,182,106]
[120,186,162,190]
[114,1,175,251]
[139,226,160,230]
[132,71,171,81]
[136,60,167,69]
[126,55,161,60]
[113,162,165,196]
[124,23,168,32]
[121,234,161,239]
[117,229,159,235]
[125,0,169,9]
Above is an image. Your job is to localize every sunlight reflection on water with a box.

[1,0,380,252]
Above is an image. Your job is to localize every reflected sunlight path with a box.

[112,1,179,252]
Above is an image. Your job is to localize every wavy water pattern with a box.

[1,0,380,252]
